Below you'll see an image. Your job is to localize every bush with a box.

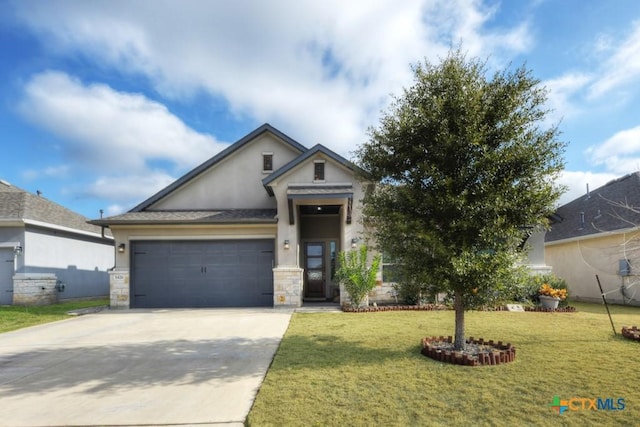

[335,246,381,308]
[392,279,439,305]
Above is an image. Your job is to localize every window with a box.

[263,153,273,172]
[382,252,403,283]
[314,161,325,181]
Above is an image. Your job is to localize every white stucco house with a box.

[0,180,114,305]
[93,124,387,309]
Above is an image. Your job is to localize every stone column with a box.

[109,268,130,309]
[273,267,304,307]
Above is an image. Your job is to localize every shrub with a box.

[335,246,381,308]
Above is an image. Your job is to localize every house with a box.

[0,180,114,305]
[545,172,640,305]
[92,124,394,309]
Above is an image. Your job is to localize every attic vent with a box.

[0,179,10,186]
[579,211,585,229]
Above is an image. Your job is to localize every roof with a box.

[0,179,112,238]
[90,209,277,226]
[287,184,353,199]
[130,123,307,212]
[546,172,640,243]
[262,144,362,196]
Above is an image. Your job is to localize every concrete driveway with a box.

[0,309,292,426]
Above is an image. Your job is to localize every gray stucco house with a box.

[93,124,377,309]
[0,180,114,305]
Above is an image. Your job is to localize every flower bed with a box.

[523,305,576,313]
[421,336,516,366]
[621,325,640,342]
[342,304,449,312]
[342,304,576,313]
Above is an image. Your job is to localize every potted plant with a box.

[538,283,567,310]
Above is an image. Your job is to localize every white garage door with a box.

[0,248,14,305]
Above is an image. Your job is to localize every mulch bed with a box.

[342,304,449,312]
[621,325,640,342]
[342,304,577,313]
[421,335,516,366]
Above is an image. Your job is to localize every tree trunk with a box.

[454,290,465,351]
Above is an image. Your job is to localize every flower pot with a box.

[539,295,560,310]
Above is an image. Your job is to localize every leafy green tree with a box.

[336,245,381,308]
[356,50,565,350]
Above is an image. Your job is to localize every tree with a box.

[335,245,381,308]
[356,50,565,350]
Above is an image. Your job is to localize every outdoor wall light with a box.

[118,243,126,253]
[284,240,290,250]
[351,238,358,248]
[14,245,22,256]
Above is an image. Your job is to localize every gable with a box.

[263,144,361,195]
[138,124,306,211]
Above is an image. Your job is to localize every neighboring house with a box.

[546,172,640,305]
[93,124,393,309]
[0,180,114,305]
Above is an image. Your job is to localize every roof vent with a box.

[0,179,10,187]
[579,211,585,230]
[586,183,590,199]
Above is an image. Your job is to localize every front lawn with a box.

[248,302,640,426]
[0,299,109,333]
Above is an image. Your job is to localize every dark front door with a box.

[304,242,325,299]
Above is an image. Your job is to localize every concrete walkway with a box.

[0,309,292,426]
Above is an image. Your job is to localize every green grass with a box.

[248,301,640,426]
[0,299,109,333]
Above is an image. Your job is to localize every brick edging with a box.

[621,325,640,342]
[420,336,516,366]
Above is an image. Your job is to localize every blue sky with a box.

[1,0,640,219]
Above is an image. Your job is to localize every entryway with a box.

[300,204,341,302]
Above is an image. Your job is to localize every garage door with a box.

[0,248,14,305]
[131,240,274,308]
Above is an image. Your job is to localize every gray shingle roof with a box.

[0,180,111,237]
[546,172,640,243]
[90,209,277,225]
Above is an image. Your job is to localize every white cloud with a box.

[588,21,640,99]
[557,170,619,206]
[21,165,70,180]
[543,73,592,123]
[12,0,533,156]
[84,172,176,202]
[587,126,640,175]
[18,71,226,174]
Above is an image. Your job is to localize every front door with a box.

[304,242,325,299]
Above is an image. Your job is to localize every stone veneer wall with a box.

[109,269,130,309]
[13,273,58,306]
[273,267,303,307]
